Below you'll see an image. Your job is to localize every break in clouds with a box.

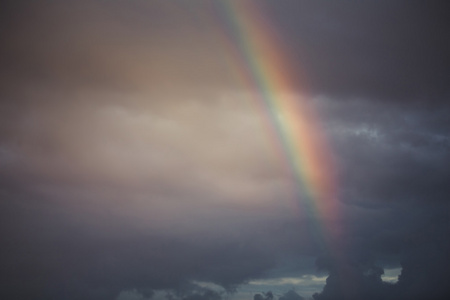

[1,1,450,300]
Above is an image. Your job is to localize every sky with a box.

[1,1,450,300]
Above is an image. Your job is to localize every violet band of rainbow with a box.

[213,0,341,254]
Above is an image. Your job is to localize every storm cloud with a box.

[1,1,449,300]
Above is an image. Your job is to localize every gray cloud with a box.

[279,290,304,300]
[0,1,449,300]
[266,0,450,102]
[315,97,450,205]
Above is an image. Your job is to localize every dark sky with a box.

[1,1,450,300]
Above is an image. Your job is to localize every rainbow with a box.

[213,1,341,252]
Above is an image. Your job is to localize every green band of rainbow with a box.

[213,0,341,253]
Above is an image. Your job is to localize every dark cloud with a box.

[166,283,223,300]
[312,212,450,300]
[0,1,449,300]
[279,290,304,300]
[312,260,393,300]
[0,193,280,299]
[0,0,234,95]
[253,291,274,300]
[266,0,450,102]
[312,97,450,205]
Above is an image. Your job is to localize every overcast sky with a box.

[1,1,450,300]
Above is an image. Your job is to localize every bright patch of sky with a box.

[232,275,326,300]
[381,267,401,283]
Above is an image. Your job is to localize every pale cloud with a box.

[248,275,327,286]
[381,267,401,283]
[3,87,305,238]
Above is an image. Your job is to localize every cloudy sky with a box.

[1,1,450,300]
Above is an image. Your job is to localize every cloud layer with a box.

[1,1,449,300]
